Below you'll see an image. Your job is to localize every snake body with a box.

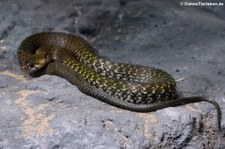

[17,32,221,130]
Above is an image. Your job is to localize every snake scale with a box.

[17,32,222,130]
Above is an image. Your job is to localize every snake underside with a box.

[17,32,222,130]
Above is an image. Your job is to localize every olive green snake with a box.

[17,32,222,130]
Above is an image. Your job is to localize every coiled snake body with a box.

[17,32,221,130]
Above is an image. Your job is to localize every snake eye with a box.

[28,63,35,68]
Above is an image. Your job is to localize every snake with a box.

[17,32,222,130]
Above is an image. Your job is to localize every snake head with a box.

[21,50,50,73]
[21,61,38,73]
[21,56,49,73]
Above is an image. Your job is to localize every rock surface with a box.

[0,0,225,148]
